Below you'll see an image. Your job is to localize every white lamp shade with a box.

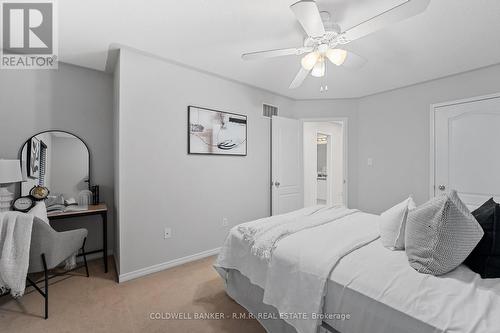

[301,51,319,70]
[326,48,347,66]
[311,58,325,77]
[0,159,23,184]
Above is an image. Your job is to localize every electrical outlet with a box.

[222,217,229,227]
[164,227,172,239]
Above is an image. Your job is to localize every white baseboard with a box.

[118,247,221,283]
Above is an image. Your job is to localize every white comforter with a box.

[216,207,379,333]
[250,207,358,260]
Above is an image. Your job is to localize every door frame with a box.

[300,117,349,208]
[429,92,500,199]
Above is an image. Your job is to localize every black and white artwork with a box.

[28,137,40,178]
[188,106,247,156]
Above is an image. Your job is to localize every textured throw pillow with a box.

[379,196,416,250]
[28,201,49,224]
[405,190,484,275]
[464,198,500,278]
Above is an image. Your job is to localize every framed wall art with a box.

[27,137,41,178]
[188,106,247,156]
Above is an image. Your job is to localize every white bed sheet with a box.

[329,240,500,333]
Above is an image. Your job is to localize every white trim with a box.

[118,247,221,283]
[429,92,500,199]
[432,92,500,109]
[429,105,435,200]
[300,117,349,208]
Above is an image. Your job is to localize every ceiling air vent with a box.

[263,104,278,118]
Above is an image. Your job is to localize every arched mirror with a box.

[20,131,90,199]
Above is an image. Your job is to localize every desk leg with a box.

[102,211,108,273]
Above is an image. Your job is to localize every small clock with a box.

[12,196,35,212]
[30,186,50,201]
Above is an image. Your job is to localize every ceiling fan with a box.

[242,0,431,89]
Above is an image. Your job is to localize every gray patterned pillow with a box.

[405,190,484,275]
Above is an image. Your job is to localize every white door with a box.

[433,95,500,209]
[272,116,302,215]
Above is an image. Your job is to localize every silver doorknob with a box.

[275,181,280,187]
[438,185,446,191]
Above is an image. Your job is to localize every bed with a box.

[214,206,500,333]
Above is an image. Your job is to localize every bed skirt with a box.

[224,268,336,333]
[223,268,437,333]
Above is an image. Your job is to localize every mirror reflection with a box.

[21,131,90,201]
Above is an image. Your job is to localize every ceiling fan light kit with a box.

[241,0,431,89]
[301,51,319,70]
[326,48,347,66]
[311,57,325,77]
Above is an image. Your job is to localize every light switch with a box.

[367,158,373,167]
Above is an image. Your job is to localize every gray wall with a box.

[317,143,327,173]
[356,64,500,213]
[116,47,295,275]
[0,63,114,254]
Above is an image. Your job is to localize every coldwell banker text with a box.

[1,0,58,69]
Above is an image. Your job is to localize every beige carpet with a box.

[0,256,266,333]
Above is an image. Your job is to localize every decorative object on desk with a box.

[91,185,100,205]
[0,159,23,212]
[78,190,93,207]
[20,131,90,199]
[188,105,247,156]
[12,196,35,212]
[27,137,41,178]
[29,185,50,201]
[45,194,63,207]
[45,194,86,213]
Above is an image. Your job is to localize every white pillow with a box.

[379,196,416,250]
[405,190,483,275]
[28,201,49,224]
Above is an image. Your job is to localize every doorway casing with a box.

[301,117,349,208]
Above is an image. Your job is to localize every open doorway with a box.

[303,120,347,208]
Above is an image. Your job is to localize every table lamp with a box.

[0,159,23,212]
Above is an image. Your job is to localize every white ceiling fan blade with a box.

[289,67,310,89]
[290,0,326,38]
[242,47,312,60]
[342,0,430,42]
[341,51,367,69]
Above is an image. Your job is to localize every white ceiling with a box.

[59,0,500,99]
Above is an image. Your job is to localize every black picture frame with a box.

[27,137,40,179]
[188,105,247,156]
